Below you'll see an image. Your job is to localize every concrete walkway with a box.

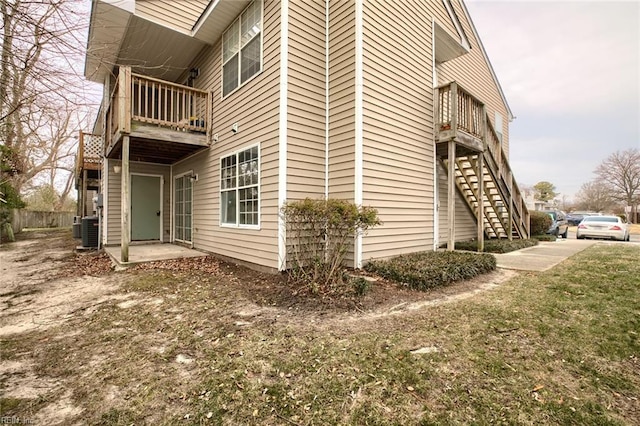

[494,239,598,272]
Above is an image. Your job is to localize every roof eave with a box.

[459,0,515,121]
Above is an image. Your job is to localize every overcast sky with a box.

[465,0,640,200]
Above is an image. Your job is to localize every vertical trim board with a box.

[277,0,289,270]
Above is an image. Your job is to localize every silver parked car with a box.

[576,215,630,241]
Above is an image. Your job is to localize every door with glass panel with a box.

[174,174,193,243]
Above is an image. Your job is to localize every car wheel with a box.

[561,228,568,239]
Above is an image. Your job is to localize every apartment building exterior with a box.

[76,0,529,271]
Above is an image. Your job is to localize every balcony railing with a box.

[106,66,210,144]
[76,132,103,176]
[437,81,484,141]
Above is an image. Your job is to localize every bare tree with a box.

[1,0,98,200]
[595,149,640,223]
[574,180,613,213]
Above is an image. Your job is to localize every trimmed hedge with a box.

[455,239,538,253]
[532,234,557,242]
[364,251,496,292]
[530,211,553,235]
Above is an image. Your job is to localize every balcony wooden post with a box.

[77,131,84,217]
[81,170,88,216]
[117,66,132,134]
[121,135,130,263]
[450,82,458,139]
[508,171,514,241]
[447,140,456,251]
[477,105,487,252]
[434,87,440,134]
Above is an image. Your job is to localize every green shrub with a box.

[350,276,372,296]
[282,198,381,295]
[455,239,538,253]
[364,251,496,292]
[530,211,552,235]
[532,234,557,242]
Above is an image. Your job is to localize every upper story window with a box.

[222,1,263,97]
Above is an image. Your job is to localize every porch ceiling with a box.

[434,22,469,64]
[107,137,208,165]
[86,0,240,84]
[116,17,206,82]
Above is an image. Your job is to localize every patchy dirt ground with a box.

[0,229,515,424]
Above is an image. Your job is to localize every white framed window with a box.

[220,144,260,227]
[174,172,193,243]
[222,0,263,97]
[495,112,503,143]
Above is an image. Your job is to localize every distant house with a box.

[76,0,529,271]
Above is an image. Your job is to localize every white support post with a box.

[478,105,487,251]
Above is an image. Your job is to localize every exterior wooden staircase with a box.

[436,82,529,246]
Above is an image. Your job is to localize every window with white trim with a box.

[220,145,259,226]
[222,0,262,97]
[495,112,503,143]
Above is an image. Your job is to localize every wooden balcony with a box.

[105,66,211,164]
[76,132,103,190]
[435,82,484,158]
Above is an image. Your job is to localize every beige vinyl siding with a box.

[135,0,209,33]
[436,0,511,155]
[432,0,464,43]
[360,0,436,261]
[287,0,326,200]
[328,0,355,201]
[104,159,171,245]
[169,0,281,270]
[437,161,477,243]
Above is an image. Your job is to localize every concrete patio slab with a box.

[104,243,207,266]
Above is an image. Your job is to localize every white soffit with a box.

[84,1,131,82]
[192,0,250,43]
[434,22,469,63]
[117,16,206,82]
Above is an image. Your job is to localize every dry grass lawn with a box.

[1,229,638,425]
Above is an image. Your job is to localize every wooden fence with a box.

[9,209,75,232]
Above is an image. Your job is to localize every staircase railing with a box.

[485,118,530,238]
[106,66,210,140]
[436,81,530,239]
[437,82,484,140]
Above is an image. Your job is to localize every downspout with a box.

[325,0,329,200]
[354,0,363,269]
[432,19,439,250]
